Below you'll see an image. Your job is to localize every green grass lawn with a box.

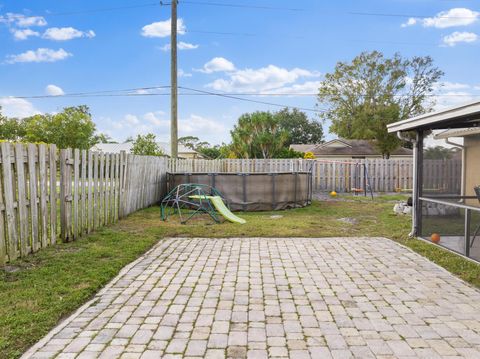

[1,198,480,358]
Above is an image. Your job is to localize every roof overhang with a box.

[387,100,480,133]
[434,127,480,140]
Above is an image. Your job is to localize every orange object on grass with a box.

[431,233,441,244]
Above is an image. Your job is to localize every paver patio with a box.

[23,237,480,359]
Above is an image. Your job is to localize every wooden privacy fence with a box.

[0,143,167,265]
[167,158,461,193]
[0,146,460,265]
[423,158,462,194]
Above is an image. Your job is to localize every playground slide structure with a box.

[189,195,246,224]
[208,196,246,224]
[161,184,247,224]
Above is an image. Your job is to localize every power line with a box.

[187,30,257,37]
[346,39,439,47]
[179,86,326,113]
[1,3,160,18]
[186,29,305,39]
[0,0,304,21]
[180,1,306,11]
[3,85,326,113]
[7,86,170,99]
[348,11,479,19]
[5,87,480,100]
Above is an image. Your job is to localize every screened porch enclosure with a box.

[419,197,480,262]
[387,101,480,263]
[419,132,480,261]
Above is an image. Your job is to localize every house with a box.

[387,100,480,263]
[290,139,413,160]
[91,142,204,159]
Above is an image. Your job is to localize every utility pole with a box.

[170,0,178,158]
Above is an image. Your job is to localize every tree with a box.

[178,136,209,150]
[177,136,224,159]
[275,147,304,159]
[230,111,289,159]
[24,106,97,149]
[0,109,26,141]
[317,51,443,157]
[197,144,228,159]
[93,133,117,144]
[424,146,456,160]
[131,133,164,156]
[275,108,324,145]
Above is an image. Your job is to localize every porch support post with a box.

[465,209,471,257]
[412,130,424,237]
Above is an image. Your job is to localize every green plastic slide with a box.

[189,195,246,224]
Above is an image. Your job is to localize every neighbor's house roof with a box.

[92,143,133,153]
[91,142,202,158]
[291,139,412,157]
[387,100,480,133]
[290,144,316,153]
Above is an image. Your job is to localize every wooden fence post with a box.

[14,144,29,256]
[38,144,48,249]
[27,144,40,252]
[49,145,57,244]
[81,150,87,236]
[73,149,80,240]
[60,149,73,242]
[0,142,16,263]
[118,151,125,219]
[87,151,93,233]
[0,148,5,265]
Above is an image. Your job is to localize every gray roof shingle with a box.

[291,139,412,157]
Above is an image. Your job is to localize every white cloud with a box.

[12,28,39,40]
[199,57,236,74]
[124,114,140,126]
[0,13,47,27]
[434,91,477,110]
[438,81,471,91]
[0,97,40,118]
[45,84,65,96]
[429,79,480,110]
[43,27,95,41]
[268,81,321,95]
[180,114,227,137]
[5,48,72,64]
[178,41,198,50]
[402,8,479,29]
[442,31,478,46]
[141,18,186,38]
[401,18,418,28]
[160,41,199,51]
[15,15,47,28]
[104,111,228,144]
[179,69,192,78]
[134,89,151,95]
[206,63,321,92]
[144,111,168,126]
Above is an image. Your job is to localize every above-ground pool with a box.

[167,172,313,211]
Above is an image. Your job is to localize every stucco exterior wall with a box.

[465,135,480,206]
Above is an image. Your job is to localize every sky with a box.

[0,0,479,146]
